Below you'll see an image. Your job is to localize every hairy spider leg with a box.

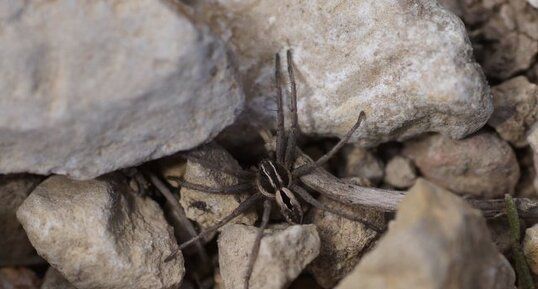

[167,176,253,195]
[244,200,272,289]
[293,111,366,177]
[182,154,256,179]
[275,53,287,165]
[284,50,299,169]
[291,185,384,232]
[179,193,263,249]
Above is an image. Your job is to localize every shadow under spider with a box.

[167,50,383,289]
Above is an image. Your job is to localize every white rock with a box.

[218,224,320,289]
[16,175,183,289]
[529,0,538,8]
[383,156,417,189]
[336,179,516,289]
[194,0,491,146]
[0,0,244,179]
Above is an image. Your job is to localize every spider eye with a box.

[276,188,303,224]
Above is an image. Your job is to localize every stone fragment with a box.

[16,175,183,289]
[523,223,538,274]
[383,156,417,189]
[306,197,384,288]
[488,76,538,147]
[530,0,538,8]
[178,143,257,230]
[403,132,520,198]
[336,179,516,289]
[218,224,320,289]
[41,268,76,289]
[0,0,244,179]
[193,0,491,146]
[0,174,43,266]
[339,145,384,185]
[0,267,40,289]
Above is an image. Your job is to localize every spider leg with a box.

[167,176,253,195]
[284,50,299,169]
[275,53,287,164]
[243,199,272,289]
[291,184,384,233]
[183,155,256,179]
[179,193,263,249]
[293,111,366,177]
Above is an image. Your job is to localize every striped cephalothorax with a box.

[167,50,382,289]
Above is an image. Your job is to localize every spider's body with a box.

[168,50,381,289]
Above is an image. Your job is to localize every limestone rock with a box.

[339,145,384,185]
[0,0,244,179]
[0,174,43,266]
[178,143,257,230]
[41,268,76,289]
[488,76,538,147]
[306,198,384,288]
[192,0,491,146]
[16,175,183,289]
[383,156,417,189]
[403,132,520,198]
[218,224,320,289]
[336,179,516,289]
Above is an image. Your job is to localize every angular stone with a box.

[336,179,516,289]
[41,268,77,289]
[403,132,520,198]
[488,76,538,147]
[0,174,43,266]
[218,224,320,289]
[306,197,384,288]
[193,0,491,146]
[383,156,417,189]
[0,0,244,179]
[16,175,183,289]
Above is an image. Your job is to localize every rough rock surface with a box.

[0,267,40,289]
[403,132,520,198]
[178,143,257,230]
[488,76,538,147]
[41,268,77,289]
[336,179,516,289]
[339,145,384,185]
[0,174,43,266]
[193,0,492,146]
[383,156,417,189]
[0,0,244,179]
[306,197,384,288]
[440,0,538,79]
[523,223,538,274]
[16,175,183,289]
[218,224,320,289]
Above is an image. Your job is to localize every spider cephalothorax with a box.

[168,50,381,289]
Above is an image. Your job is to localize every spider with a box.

[167,50,383,289]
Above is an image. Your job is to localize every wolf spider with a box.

[168,50,383,289]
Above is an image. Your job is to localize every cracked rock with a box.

[192,0,492,146]
[306,197,384,288]
[488,76,538,147]
[403,132,520,198]
[383,156,417,189]
[336,179,516,289]
[0,0,244,179]
[218,224,320,289]
[16,175,183,289]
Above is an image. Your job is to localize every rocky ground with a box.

[1,0,538,289]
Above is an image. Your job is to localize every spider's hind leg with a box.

[243,199,272,289]
[284,49,299,169]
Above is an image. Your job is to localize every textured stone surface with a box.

[403,132,520,198]
[218,224,320,289]
[0,174,43,266]
[383,156,417,189]
[178,143,257,230]
[192,0,491,146]
[336,179,516,289]
[530,0,538,8]
[523,223,538,274]
[306,197,384,288]
[41,268,76,289]
[0,267,40,289]
[488,76,538,147]
[339,145,384,186]
[0,0,244,179]
[16,175,183,289]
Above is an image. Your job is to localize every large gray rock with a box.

[0,174,43,266]
[16,175,183,289]
[0,0,244,179]
[218,224,320,289]
[336,179,516,289]
[192,0,491,146]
